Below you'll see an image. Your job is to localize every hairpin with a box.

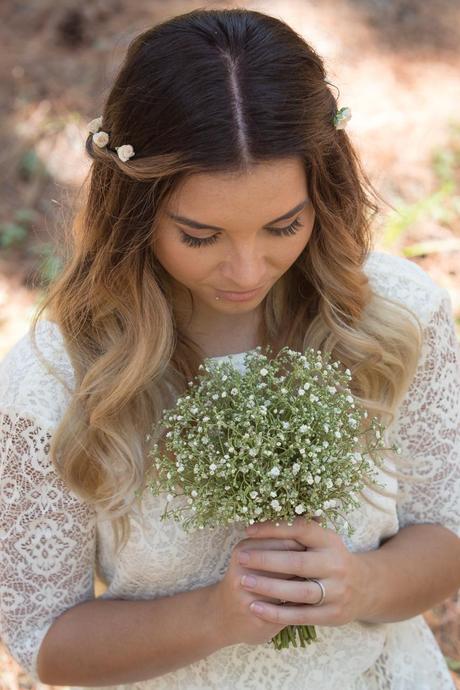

[87,116,135,162]
[333,106,352,130]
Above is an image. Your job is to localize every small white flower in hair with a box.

[87,116,103,134]
[92,131,109,147]
[115,144,135,162]
[334,106,352,130]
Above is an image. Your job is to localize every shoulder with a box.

[0,319,76,430]
[363,250,448,326]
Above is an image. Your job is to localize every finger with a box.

[238,547,325,577]
[245,515,330,550]
[239,537,306,552]
[249,599,336,626]
[240,572,333,605]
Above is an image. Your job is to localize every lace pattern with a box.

[0,251,458,688]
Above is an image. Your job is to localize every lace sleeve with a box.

[0,409,97,682]
[387,288,460,539]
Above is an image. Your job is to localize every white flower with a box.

[294,503,306,514]
[87,116,103,133]
[250,490,259,498]
[270,499,281,511]
[292,462,301,475]
[115,144,135,162]
[260,368,269,376]
[269,466,280,477]
[93,131,109,147]
[334,106,352,130]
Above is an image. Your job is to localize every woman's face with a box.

[153,157,315,330]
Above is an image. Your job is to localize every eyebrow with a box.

[166,197,309,231]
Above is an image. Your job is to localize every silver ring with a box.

[307,578,326,606]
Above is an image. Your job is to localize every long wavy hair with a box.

[30,8,423,555]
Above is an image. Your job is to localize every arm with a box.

[358,286,460,623]
[37,583,223,686]
[0,409,226,687]
[355,523,460,624]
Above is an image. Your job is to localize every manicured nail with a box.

[241,575,257,588]
[239,551,250,564]
[251,602,265,614]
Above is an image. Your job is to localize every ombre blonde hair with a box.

[30,8,423,555]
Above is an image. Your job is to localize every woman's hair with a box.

[30,8,423,555]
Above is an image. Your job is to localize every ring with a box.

[307,578,326,606]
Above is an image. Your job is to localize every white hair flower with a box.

[87,116,103,133]
[115,144,135,162]
[92,131,109,148]
[334,106,352,130]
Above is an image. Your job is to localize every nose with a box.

[220,244,266,292]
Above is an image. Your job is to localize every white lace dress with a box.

[1,251,459,690]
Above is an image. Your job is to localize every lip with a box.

[215,285,264,302]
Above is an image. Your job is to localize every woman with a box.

[1,7,459,689]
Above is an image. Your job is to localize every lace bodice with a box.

[1,250,459,689]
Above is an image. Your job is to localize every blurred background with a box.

[0,0,459,688]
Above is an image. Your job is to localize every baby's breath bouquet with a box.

[146,345,400,650]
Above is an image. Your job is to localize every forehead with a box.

[168,158,307,213]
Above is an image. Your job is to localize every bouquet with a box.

[146,345,400,650]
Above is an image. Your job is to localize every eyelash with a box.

[178,217,304,248]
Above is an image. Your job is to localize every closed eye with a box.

[178,217,304,248]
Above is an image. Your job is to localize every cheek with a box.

[154,236,210,285]
[276,229,312,269]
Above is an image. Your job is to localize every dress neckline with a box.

[209,347,257,360]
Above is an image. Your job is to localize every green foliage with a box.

[444,655,460,672]
[380,120,460,254]
[0,208,38,248]
[18,149,47,181]
[30,242,63,286]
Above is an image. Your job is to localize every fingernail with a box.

[241,575,257,587]
[239,551,250,564]
[251,602,265,614]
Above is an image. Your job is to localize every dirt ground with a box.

[1,0,459,688]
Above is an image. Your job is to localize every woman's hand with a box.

[238,516,370,627]
[209,536,308,648]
